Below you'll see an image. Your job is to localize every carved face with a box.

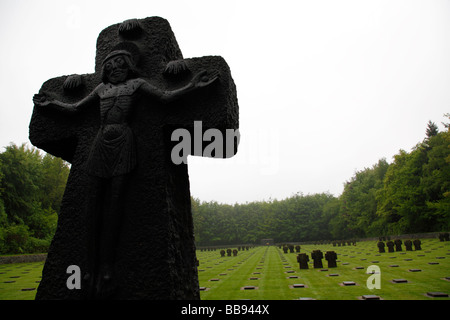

[104,55,129,84]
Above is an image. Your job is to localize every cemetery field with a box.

[0,239,448,300]
[197,239,450,300]
[0,260,45,300]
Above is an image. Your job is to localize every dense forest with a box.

[0,144,69,254]
[0,116,449,253]
[192,117,450,246]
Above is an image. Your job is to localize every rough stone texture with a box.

[0,254,47,265]
[30,16,238,300]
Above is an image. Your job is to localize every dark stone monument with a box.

[438,233,449,241]
[297,253,309,269]
[377,241,385,253]
[386,240,395,253]
[325,251,338,268]
[404,239,413,251]
[30,17,239,300]
[413,239,422,250]
[311,250,324,269]
[220,250,226,257]
[394,239,403,251]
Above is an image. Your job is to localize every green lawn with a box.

[0,239,449,300]
[0,261,44,300]
[198,239,450,300]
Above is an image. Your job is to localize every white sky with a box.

[0,0,449,204]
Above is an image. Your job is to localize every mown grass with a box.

[0,261,44,300]
[198,239,450,300]
[0,239,448,300]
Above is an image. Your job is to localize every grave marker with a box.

[325,251,338,268]
[311,250,324,269]
[361,295,381,300]
[426,292,448,298]
[297,253,309,269]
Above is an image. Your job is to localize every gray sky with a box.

[0,0,449,204]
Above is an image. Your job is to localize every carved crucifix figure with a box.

[30,17,239,299]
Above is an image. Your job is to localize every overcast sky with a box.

[1,0,449,204]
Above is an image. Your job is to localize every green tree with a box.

[0,143,69,253]
[339,159,389,238]
[421,129,450,230]
[377,119,450,234]
[426,120,439,139]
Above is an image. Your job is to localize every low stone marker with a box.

[426,292,448,298]
[241,286,257,290]
[361,295,381,300]
[391,279,408,283]
[290,284,306,288]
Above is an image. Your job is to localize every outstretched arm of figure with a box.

[33,85,101,114]
[139,70,219,104]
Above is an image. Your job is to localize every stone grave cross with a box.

[29,17,239,299]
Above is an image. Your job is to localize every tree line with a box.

[0,143,69,254]
[0,116,448,253]
[192,117,450,246]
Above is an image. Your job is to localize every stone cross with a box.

[325,250,337,268]
[311,250,324,269]
[297,253,309,269]
[386,240,395,252]
[29,17,239,300]
[413,239,422,250]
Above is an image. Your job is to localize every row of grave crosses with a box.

[296,250,338,269]
[377,239,422,253]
